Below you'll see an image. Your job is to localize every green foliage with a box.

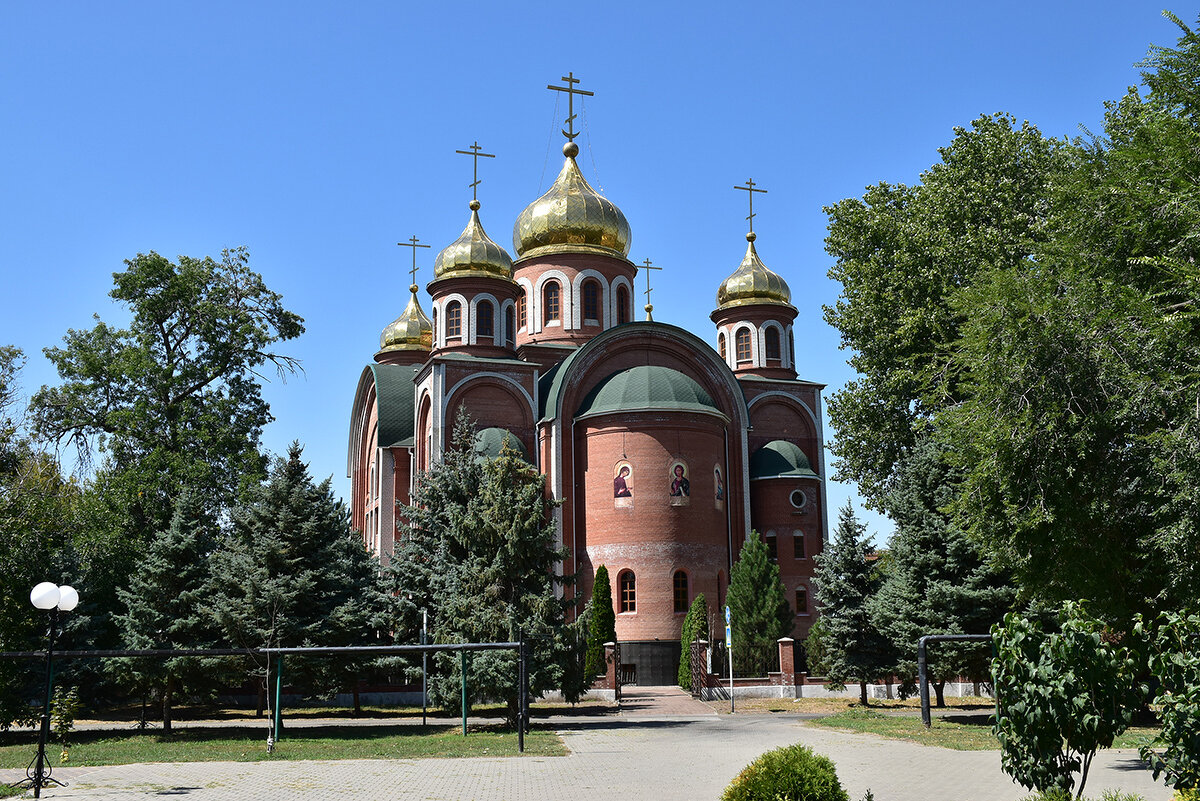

[721,743,848,801]
[726,531,792,676]
[803,616,832,677]
[207,443,378,698]
[992,602,1144,798]
[678,593,709,690]
[813,504,893,704]
[50,687,80,747]
[585,565,616,681]
[1137,611,1200,791]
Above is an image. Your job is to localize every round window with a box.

[789,489,807,510]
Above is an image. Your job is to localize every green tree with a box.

[113,490,221,731]
[802,616,832,677]
[678,593,709,690]
[866,436,1015,705]
[1137,611,1200,792]
[726,531,792,677]
[207,444,378,702]
[813,504,893,705]
[992,602,1144,798]
[585,564,616,682]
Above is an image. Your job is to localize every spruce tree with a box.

[813,503,893,705]
[207,443,378,701]
[114,490,219,731]
[677,593,709,690]
[726,531,792,676]
[584,565,616,681]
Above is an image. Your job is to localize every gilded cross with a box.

[397,235,431,287]
[641,258,662,321]
[734,179,768,233]
[547,72,594,142]
[454,141,496,201]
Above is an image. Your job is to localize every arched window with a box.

[793,529,806,559]
[788,329,795,365]
[432,307,438,344]
[446,301,462,339]
[765,530,778,561]
[617,286,630,324]
[582,279,600,323]
[619,570,636,613]
[765,327,781,361]
[518,291,527,329]
[795,587,809,615]
[735,328,752,362]
[673,570,689,614]
[543,281,561,325]
[718,332,726,360]
[505,306,515,346]
[476,299,494,339]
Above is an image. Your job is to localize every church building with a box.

[348,77,828,685]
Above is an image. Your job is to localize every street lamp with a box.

[20,582,79,798]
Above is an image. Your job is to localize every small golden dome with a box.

[512,143,631,260]
[380,285,433,352]
[434,202,514,280]
[715,233,794,310]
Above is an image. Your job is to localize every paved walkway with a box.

[2,689,1173,801]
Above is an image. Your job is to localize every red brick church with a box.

[348,79,828,685]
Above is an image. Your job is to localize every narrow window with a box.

[446,301,462,339]
[765,531,778,561]
[718,332,726,360]
[543,281,561,324]
[735,328,752,362]
[793,530,806,559]
[505,306,515,346]
[673,570,689,614]
[432,307,438,343]
[476,300,494,339]
[518,292,527,328]
[796,587,809,615]
[788,330,795,365]
[617,286,630,324]
[765,327,781,361]
[583,279,600,322]
[619,570,636,613]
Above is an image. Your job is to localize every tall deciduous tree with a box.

[813,504,892,705]
[726,531,792,677]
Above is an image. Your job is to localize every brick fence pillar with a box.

[778,637,795,687]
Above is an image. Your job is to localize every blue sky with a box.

[0,1,1182,543]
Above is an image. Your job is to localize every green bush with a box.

[722,743,848,801]
[1022,791,1146,801]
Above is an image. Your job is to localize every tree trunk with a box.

[885,679,894,700]
[933,679,946,708]
[859,680,869,706]
[162,675,174,734]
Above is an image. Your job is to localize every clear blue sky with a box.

[0,1,1182,543]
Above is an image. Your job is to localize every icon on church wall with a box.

[613,461,633,508]
[714,464,725,510]
[669,460,690,506]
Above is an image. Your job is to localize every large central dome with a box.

[513,142,631,261]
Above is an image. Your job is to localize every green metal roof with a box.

[370,363,417,448]
[750,440,818,479]
[575,364,720,419]
[473,427,528,463]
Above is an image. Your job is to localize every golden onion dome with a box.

[433,200,514,280]
[513,141,631,260]
[380,284,433,352]
[715,232,794,310]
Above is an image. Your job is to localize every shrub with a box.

[722,743,848,801]
[1137,611,1200,793]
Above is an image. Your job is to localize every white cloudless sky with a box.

[0,1,1183,544]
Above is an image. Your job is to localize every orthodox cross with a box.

[547,72,594,142]
[454,141,495,202]
[734,179,768,233]
[397,235,431,288]
[641,258,662,321]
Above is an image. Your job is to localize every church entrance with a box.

[619,641,681,686]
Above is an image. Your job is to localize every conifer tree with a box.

[585,565,616,681]
[726,531,792,676]
[813,504,893,705]
[114,490,219,731]
[207,443,378,701]
[678,593,709,690]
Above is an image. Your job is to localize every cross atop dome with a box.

[548,72,594,145]
[734,179,768,234]
[397,235,431,291]
[455,141,496,205]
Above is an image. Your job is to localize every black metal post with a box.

[33,609,59,798]
[421,610,427,728]
[517,629,525,753]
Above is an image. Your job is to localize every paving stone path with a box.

[2,687,1172,801]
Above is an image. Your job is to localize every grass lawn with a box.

[809,707,1159,752]
[0,724,565,769]
[705,695,997,715]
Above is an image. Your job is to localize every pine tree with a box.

[114,490,219,731]
[677,593,709,690]
[726,531,792,677]
[585,565,616,681]
[207,443,378,702]
[813,503,893,705]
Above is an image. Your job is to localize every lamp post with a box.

[23,581,78,798]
